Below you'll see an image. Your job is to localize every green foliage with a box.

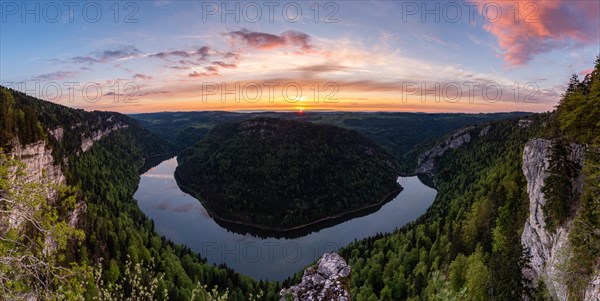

[557,55,600,145]
[532,280,552,301]
[567,148,600,297]
[553,55,600,298]
[0,148,89,300]
[71,126,271,300]
[340,115,543,300]
[177,117,401,229]
[464,248,491,301]
[0,88,44,146]
[0,89,16,145]
[93,256,167,300]
[541,138,580,230]
[0,86,278,300]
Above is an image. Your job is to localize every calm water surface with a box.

[133,157,437,280]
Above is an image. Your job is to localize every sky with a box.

[1,0,599,113]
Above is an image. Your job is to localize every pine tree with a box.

[566,74,580,94]
[542,138,580,230]
[0,89,16,145]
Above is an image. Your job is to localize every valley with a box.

[2,1,599,299]
[2,61,599,299]
[135,157,436,280]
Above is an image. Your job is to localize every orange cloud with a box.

[480,0,599,65]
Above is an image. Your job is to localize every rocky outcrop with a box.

[280,252,351,301]
[521,138,588,300]
[9,140,65,193]
[415,127,473,176]
[5,139,88,256]
[50,127,64,143]
[519,119,533,128]
[585,275,600,301]
[6,140,65,229]
[479,125,491,136]
[81,123,128,152]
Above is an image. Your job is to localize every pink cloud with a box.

[225,29,314,53]
[204,66,219,72]
[189,71,219,78]
[133,73,153,80]
[579,68,594,76]
[211,61,237,69]
[481,0,599,65]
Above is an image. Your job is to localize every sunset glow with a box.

[1,1,598,113]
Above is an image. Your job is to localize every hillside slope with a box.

[333,56,600,301]
[176,117,401,230]
[0,87,277,300]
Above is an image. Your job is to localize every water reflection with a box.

[134,157,437,280]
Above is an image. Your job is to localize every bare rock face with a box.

[81,123,129,152]
[50,127,64,143]
[415,128,473,176]
[280,252,351,301]
[9,140,66,194]
[585,275,600,301]
[5,122,126,236]
[5,137,98,257]
[521,138,588,300]
[6,140,71,234]
[519,119,533,128]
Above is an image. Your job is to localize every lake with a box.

[133,157,437,281]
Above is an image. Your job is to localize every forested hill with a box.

[176,117,401,229]
[1,87,170,162]
[0,86,276,299]
[336,114,541,300]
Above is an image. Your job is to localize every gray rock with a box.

[9,140,65,194]
[518,119,533,128]
[280,252,351,301]
[6,139,87,260]
[415,128,473,177]
[520,138,595,300]
[339,267,351,278]
[81,123,128,152]
[479,125,491,136]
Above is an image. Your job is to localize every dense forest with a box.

[0,88,45,146]
[176,117,401,229]
[338,115,541,300]
[333,56,600,300]
[552,56,600,298]
[0,87,277,300]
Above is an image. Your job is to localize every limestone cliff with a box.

[520,138,597,300]
[81,123,129,152]
[6,118,127,230]
[415,127,475,177]
[9,140,65,197]
[280,252,351,301]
